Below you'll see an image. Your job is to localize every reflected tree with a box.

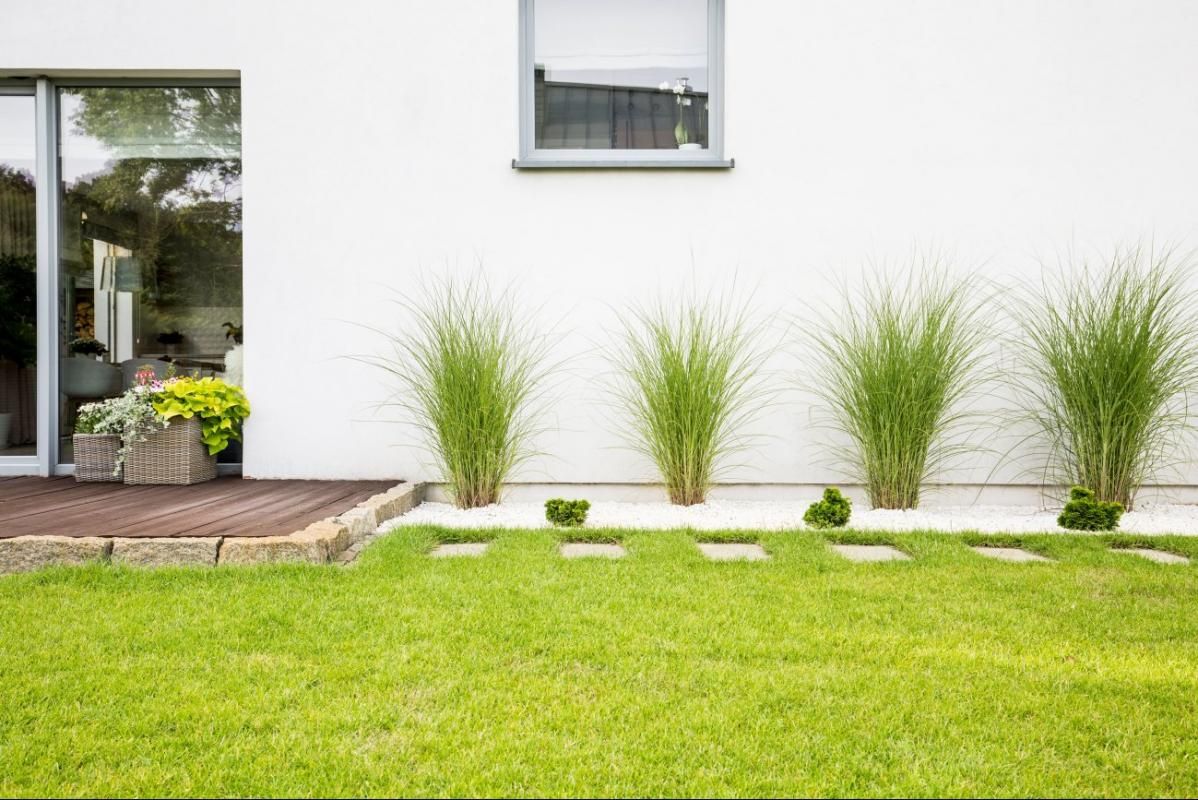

[63,87,242,307]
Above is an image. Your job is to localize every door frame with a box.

[0,81,42,475]
[1,76,241,477]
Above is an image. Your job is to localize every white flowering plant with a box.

[657,77,695,147]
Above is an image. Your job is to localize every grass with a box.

[808,261,988,509]
[2,529,1198,797]
[369,277,551,508]
[1013,246,1198,509]
[611,291,771,505]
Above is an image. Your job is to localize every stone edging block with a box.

[0,536,112,574]
[216,482,423,566]
[112,537,221,567]
[347,482,425,530]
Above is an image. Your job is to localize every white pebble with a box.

[392,500,1198,535]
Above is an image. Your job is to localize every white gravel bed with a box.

[394,500,1198,535]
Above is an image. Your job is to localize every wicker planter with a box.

[123,416,216,485]
[73,433,123,482]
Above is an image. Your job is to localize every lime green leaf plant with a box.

[151,376,251,455]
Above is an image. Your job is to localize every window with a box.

[56,85,243,465]
[517,0,729,168]
[0,92,37,459]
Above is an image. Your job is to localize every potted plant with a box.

[72,397,153,482]
[61,337,122,399]
[156,330,184,356]
[658,77,703,151]
[0,254,37,449]
[123,369,251,485]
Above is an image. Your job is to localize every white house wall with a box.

[3,1,1198,497]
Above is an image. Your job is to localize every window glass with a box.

[534,0,709,150]
[57,86,242,463]
[0,95,36,456]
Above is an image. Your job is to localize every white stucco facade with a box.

[3,1,1197,498]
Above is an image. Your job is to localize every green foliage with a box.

[544,498,591,528]
[1057,486,1124,531]
[74,392,165,475]
[1013,246,1198,510]
[808,260,987,509]
[372,277,552,509]
[63,87,242,307]
[3,529,1198,797]
[803,487,853,529]
[151,376,251,455]
[73,404,105,435]
[612,290,771,506]
[68,337,109,357]
[0,253,36,367]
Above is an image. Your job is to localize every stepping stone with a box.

[697,542,768,561]
[1114,547,1190,565]
[560,542,626,559]
[430,542,489,558]
[830,544,910,562]
[971,546,1051,563]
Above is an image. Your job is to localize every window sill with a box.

[512,157,734,170]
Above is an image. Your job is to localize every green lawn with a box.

[2,527,1197,798]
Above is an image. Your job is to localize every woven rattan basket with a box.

[123,416,217,485]
[73,433,122,482]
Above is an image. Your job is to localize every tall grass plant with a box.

[807,260,988,509]
[374,277,552,508]
[1012,246,1198,509]
[611,290,772,505]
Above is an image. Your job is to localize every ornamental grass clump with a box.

[377,277,551,509]
[1014,247,1198,509]
[612,291,771,506]
[809,263,987,509]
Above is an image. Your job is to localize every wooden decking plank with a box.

[177,481,392,537]
[5,486,183,535]
[0,483,159,522]
[94,479,295,534]
[0,477,398,539]
[0,476,78,502]
[136,481,337,537]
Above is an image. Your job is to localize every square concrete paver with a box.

[561,542,626,559]
[1114,547,1190,565]
[697,542,768,561]
[971,546,1052,563]
[830,544,911,562]
[430,542,489,558]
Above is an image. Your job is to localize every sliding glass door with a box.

[56,85,243,465]
[0,92,37,460]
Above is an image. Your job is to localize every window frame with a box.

[515,0,731,169]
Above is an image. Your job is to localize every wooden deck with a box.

[0,476,398,538]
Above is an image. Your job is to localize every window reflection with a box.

[57,86,243,463]
[0,95,36,455]
[534,0,709,150]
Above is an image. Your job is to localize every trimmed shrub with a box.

[1013,246,1198,510]
[1058,486,1123,532]
[545,498,591,528]
[803,487,853,529]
